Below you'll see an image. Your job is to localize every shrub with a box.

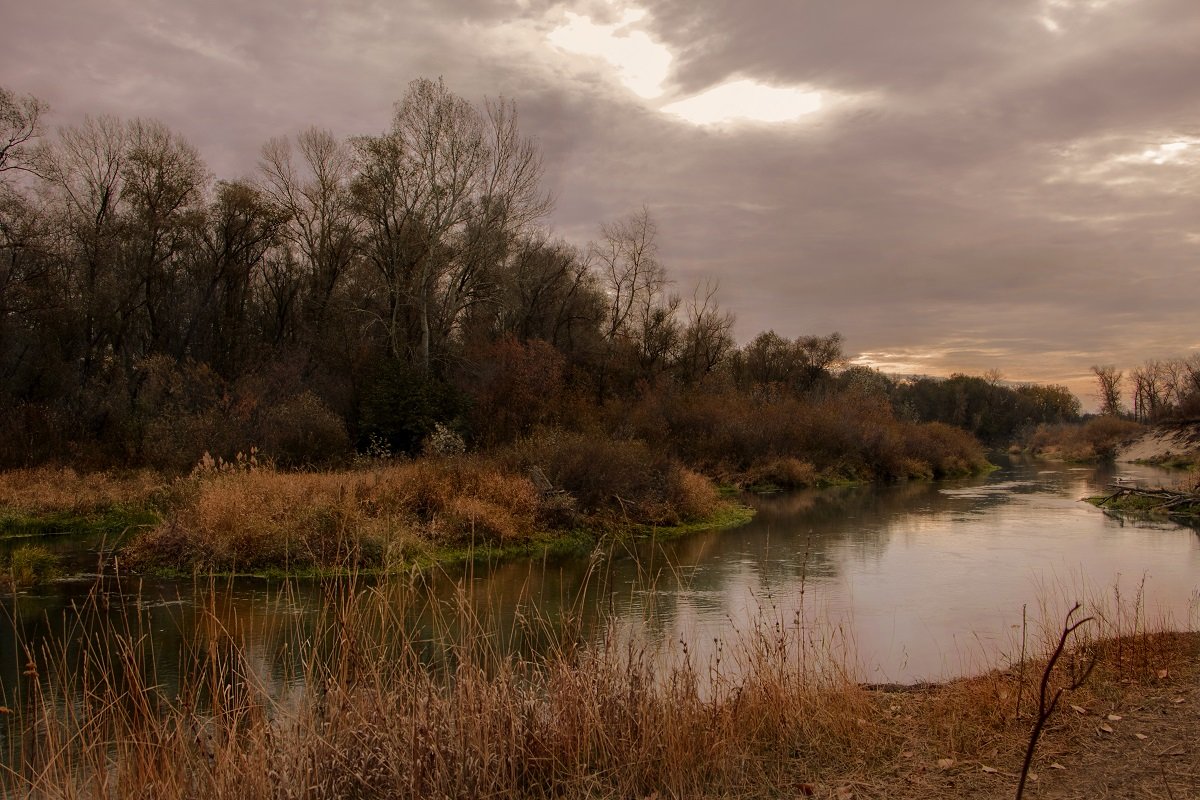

[421,423,467,458]
[2,544,60,588]
[507,430,722,527]
[1026,417,1145,462]
[512,430,665,519]
[744,457,819,490]
[125,458,544,571]
[258,392,351,467]
[665,465,720,521]
[902,421,990,478]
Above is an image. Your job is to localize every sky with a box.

[3,0,1199,406]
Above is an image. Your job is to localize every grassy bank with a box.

[0,406,990,577]
[122,451,749,575]
[0,467,164,539]
[1022,417,1146,463]
[2,576,1194,799]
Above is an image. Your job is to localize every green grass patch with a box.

[1087,494,1200,518]
[0,506,161,539]
[1,544,62,589]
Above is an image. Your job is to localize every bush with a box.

[744,457,819,490]
[125,458,545,571]
[258,392,351,467]
[2,544,61,588]
[1027,417,1145,462]
[666,465,720,521]
[901,421,990,478]
[507,430,722,527]
[512,430,664,518]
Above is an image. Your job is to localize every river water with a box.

[2,455,1197,712]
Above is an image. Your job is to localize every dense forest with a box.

[1,80,1082,480]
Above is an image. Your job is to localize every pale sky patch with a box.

[1048,135,1200,188]
[1125,139,1193,165]
[660,79,824,125]
[142,19,248,69]
[546,5,672,98]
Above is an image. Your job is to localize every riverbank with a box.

[1116,420,1200,468]
[0,410,989,577]
[0,458,755,579]
[2,575,1194,798]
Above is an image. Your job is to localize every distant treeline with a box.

[0,81,1075,474]
[1092,361,1200,423]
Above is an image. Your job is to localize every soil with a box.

[1117,423,1200,467]
[809,632,1200,799]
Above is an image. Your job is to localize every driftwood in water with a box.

[1094,484,1200,517]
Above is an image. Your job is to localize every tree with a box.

[489,233,605,355]
[733,330,844,394]
[187,180,285,373]
[592,207,668,344]
[589,208,686,388]
[351,78,551,372]
[38,115,130,381]
[120,119,208,353]
[1091,365,1124,417]
[259,128,360,338]
[675,280,735,385]
[0,87,46,174]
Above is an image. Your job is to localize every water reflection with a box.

[2,455,1198,745]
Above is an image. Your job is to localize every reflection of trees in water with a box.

[5,458,1190,749]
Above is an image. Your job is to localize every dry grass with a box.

[1,572,1195,799]
[123,444,735,572]
[124,458,544,571]
[0,467,164,515]
[1,572,896,799]
[1026,417,1146,462]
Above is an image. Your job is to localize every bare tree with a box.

[1091,365,1124,417]
[675,279,735,384]
[38,115,130,378]
[591,207,668,344]
[352,78,551,371]
[259,128,360,336]
[492,234,604,353]
[121,119,208,352]
[0,87,47,174]
[1130,361,1170,422]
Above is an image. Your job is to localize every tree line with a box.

[1092,360,1200,423]
[0,81,1079,471]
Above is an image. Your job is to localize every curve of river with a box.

[2,455,1197,711]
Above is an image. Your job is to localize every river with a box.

[2,455,1197,717]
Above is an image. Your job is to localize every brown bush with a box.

[613,389,988,484]
[257,392,351,467]
[744,457,819,489]
[901,421,990,478]
[665,465,720,521]
[126,458,545,571]
[1027,417,1145,462]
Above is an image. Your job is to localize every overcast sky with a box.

[4,0,1198,405]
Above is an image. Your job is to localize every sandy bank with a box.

[1116,421,1200,466]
